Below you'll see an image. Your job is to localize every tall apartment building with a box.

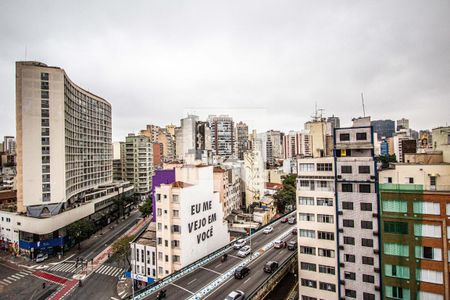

[327,115,341,133]
[296,157,338,299]
[175,115,199,160]
[243,149,265,207]
[258,130,283,167]
[334,117,381,299]
[372,120,395,140]
[213,166,242,216]
[283,131,312,159]
[15,61,113,214]
[113,141,125,181]
[3,136,16,154]
[236,121,249,160]
[397,118,410,131]
[305,118,329,158]
[432,126,450,163]
[379,161,450,300]
[124,134,153,200]
[208,115,235,158]
[141,125,176,162]
[153,165,229,278]
[195,121,212,151]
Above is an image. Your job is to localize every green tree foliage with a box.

[274,174,297,213]
[139,200,152,218]
[112,235,134,267]
[66,218,95,249]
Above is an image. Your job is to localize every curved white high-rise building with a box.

[16,61,113,216]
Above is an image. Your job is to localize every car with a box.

[234,239,247,250]
[288,241,298,251]
[35,253,48,263]
[263,226,273,234]
[288,217,296,225]
[234,266,250,279]
[291,228,297,235]
[237,245,251,257]
[225,290,245,300]
[274,240,287,249]
[280,217,288,223]
[263,261,279,273]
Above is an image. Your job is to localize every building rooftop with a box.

[135,223,157,246]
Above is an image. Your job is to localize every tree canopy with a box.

[274,174,297,213]
[139,200,152,218]
[112,235,134,267]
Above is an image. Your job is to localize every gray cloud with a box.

[0,0,449,141]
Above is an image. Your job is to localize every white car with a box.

[225,290,245,300]
[234,239,247,250]
[35,253,48,263]
[262,226,273,234]
[237,245,251,257]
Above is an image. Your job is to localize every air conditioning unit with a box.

[372,213,378,217]
[339,245,345,250]
[339,228,344,233]
[374,268,380,273]
[374,249,379,254]
[338,211,343,215]
[373,231,379,236]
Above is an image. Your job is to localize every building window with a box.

[362,238,373,247]
[317,231,334,240]
[318,248,334,258]
[417,291,444,300]
[156,194,161,201]
[344,272,356,280]
[385,286,409,299]
[340,133,350,141]
[382,200,407,213]
[345,289,357,298]
[157,238,162,245]
[343,219,354,227]
[302,297,317,300]
[157,223,162,230]
[342,183,353,192]
[299,229,316,238]
[42,193,51,202]
[157,208,162,216]
[41,90,49,98]
[413,201,440,215]
[298,197,314,206]
[317,214,333,223]
[299,163,314,172]
[318,265,335,275]
[316,163,332,171]
[362,256,374,265]
[301,279,317,288]
[359,184,371,193]
[41,72,49,80]
[299,213,315,222]
[384,221,408,234]
[414,224,441,238]
[316,198,333,206]
[300,246,316,255]
[41,81,49,90]
[300,262,316,272]
[384,264,410,279]
[173,255,180,263]
[344,236,355,245]
[342,202,353,210]
[341,165,352,174]
[358,165,370,174]
[172,195,179,202]
[415,246,442,261]
[360,202,372,211]
[387,177,393,183]
[361,221,373,229]
[362,274,374,283]
[165,255,169,262]
[319,282,336,292]
[344,254,355,262]
[384,243,409,257]
[172,240,180,248]
[363,293,376,300]
[356,132,367,140]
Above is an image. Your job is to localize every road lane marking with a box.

[170,282,194,294]
[214,263,222,269]
[118,290,126,296]
[3,279,12,284]
[200,266,221,275]
[187,278,197,285]
[243,277,251,284]
[228,254,243,260]
[110,297,120,300]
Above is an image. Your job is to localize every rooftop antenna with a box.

[361,92,366,117]
[25,45,27,60]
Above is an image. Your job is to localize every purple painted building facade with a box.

[151,169,176,221]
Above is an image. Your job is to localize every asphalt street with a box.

[136,212,297,300]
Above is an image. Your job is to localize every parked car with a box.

[280,217,288,223]
[264,261,279,273]
[234,266,250,279]
[35,253,48,263]
[288,217,296,225]
[225,290,245,300]
[291,228,297,235]
[237,245,252,257]
[234,239,247,250]
[274,240,287,249]
[288,241,298,251]
[263,226,273,234]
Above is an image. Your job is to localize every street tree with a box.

[112,235,134,267]
[139,200,152,218]
[66,218,95,250]
[274,174,297,213]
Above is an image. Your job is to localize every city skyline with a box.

[1,0,449,141]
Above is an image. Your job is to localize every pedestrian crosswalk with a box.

[0,270,33,286]
[46,262,83,274]
[94,265,124,278]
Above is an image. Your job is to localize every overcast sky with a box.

[1,0,449,141]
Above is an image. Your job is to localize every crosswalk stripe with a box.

[15,273,25,278]
[112,269,122,277]
[101,266,113,275]
[3,279,13,283]
[7,277,17,281]
[0,281,8,285]
[19,271,29,276]
[106,267,117,276]
[96,265,108,273]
